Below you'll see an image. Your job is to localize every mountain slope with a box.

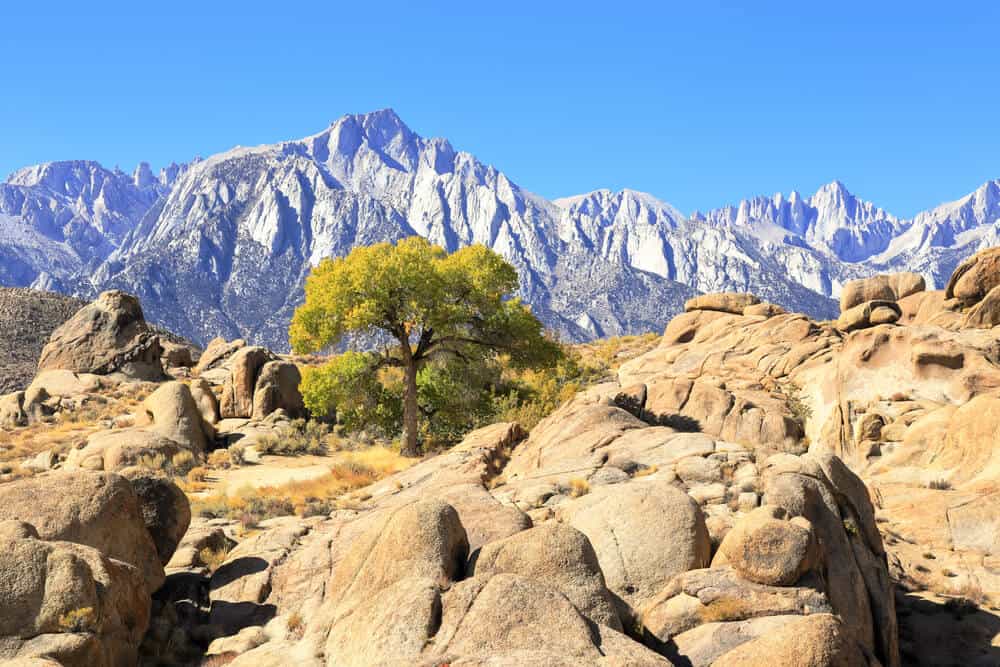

[0,109,997,349]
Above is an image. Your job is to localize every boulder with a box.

[711,506,818,586]
[65,429,183,472]
[711,613,869,667]
[159,340,197,369]
[0,471,165,592]
[557,480,711,612]
[117,468,191,566]
[36,290,163,380]
[961,284,1000,328]
[839,273,925,312]
[432,574,669,665]
[641,566,831,644]
[945,246,1000,304]
[835,300,901,332]
[0,390,27,427]
[139,381,211,453]
[743,302,786,318]
[318,500,469,662]
[193,337,245,376]
[685,293,760,315]
[472,522,622,630]
[189,378,220,426]
[251,360,305,420]
[220,346,273,419]
[0,522,151,667]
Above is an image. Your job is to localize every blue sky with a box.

[2,1,998,217]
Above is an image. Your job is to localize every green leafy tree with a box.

[290,237,562,456]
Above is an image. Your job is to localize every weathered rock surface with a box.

[840,272,926,312]
[0,521,151,667]
[36,290,163,380]
[685,292,760,315]
[251,360,305,420]
[0,471,166,592]
[220,346,273,419]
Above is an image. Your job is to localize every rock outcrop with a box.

[36,290,163,380]
[840,272,926,312]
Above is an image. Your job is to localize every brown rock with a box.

[839,273,925,312]
[962,284,1000,328]
[710,613,869,667]
[139,381,211,453]
[192,337,245,376]
[36,290,163,380]
[220,346,273,419]
[711,506,817,586]
[473,522,622,630]
[117,468,191,566]
[685,293,760,315]
[836,300,901,332]
[945,246,1000,304]
[0,524,150,667]
[251,360,305,419]
[558,480,711,611]
[0,471,165,592]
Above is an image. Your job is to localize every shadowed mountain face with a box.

[1,109,997,349]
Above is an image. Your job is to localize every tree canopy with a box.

[290,236,561,455]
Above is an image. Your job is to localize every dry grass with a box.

[58,606,97,632]
[567,478,590,497]
[197,544,231,572]
[191,446,413,522]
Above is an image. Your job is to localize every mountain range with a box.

[2,108,998,350]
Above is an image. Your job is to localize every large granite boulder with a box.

[36,290,163,380]
[839,272,925,312]
[0,521,151,667]
[0,471,166,592]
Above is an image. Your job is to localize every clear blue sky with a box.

[2,1,998,217]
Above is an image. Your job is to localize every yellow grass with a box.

[190,446,414,522]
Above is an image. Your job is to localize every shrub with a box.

[927,478,952,490]
[59,607,97,632]
[257,419,331,457]
[171,450,197,476]
[197,545,231,572]
[187,466,208,483]
[228,443,246,466]
[568,478,590,497]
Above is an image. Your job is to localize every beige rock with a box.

[0,522,150,666]
[962,284,1000,328]
[0,390,27,427]
[711,506,817,586]
[641,566,831,643]
[743,302,786,318]
[251,360,305,419]
[193,336,245,376]
[945,246,1000,304]
[839,272,925,312]
[220,346,273,419]
[325,576,442,667]
[0,471,165,592]
[836,300,901,332]
[66,429,182,472]
[710,613,868,667]
[189,378,220,426]
[473,522,622,630]
[160,340,196,369]
[685,293,760,315]
[36,290,163,380]
[117,468,190,566]
[433,574,606,661]
[139,381,210,453]
[558,480,711,611]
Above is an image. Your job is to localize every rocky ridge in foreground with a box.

[3,247,1000,665]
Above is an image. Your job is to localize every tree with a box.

[290,237,562,456]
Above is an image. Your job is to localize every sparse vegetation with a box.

[567,478,590,497]
[256,418,332,456]
[191,446,413,523]
[927,478,952,490]
[197,544,231,572]
[58,606,97,632]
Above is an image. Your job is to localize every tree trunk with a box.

[400,352,421,457]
